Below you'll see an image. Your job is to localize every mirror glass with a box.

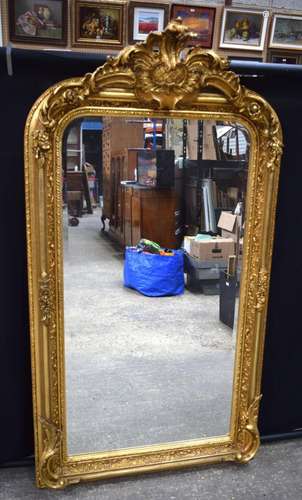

[62,116,250,455]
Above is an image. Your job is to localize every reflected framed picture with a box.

[170,4,216,48]
[73,0,125,49]
[270,14,302,51]
[128,2,169,44]
[8,0,67,45]
[220,8,269,51]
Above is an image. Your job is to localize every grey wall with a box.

[171,0,302,10]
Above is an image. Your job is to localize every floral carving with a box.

[33,130,51,167]
[266,136,283,173]
[62,88,84,106]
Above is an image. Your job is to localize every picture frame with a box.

[8,0,67,46]
[269,14,302,51]
[170,4,216,48]
[24,20,283,490]
[230,56,263,62]
[220,8,269,51]
[73,0,125,49]
[0,9,3,47]
[128,2,169,44]
[268,51,300,65]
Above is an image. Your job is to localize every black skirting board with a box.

[0,48,301,463]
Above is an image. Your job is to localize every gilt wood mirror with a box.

[25,20,282,489]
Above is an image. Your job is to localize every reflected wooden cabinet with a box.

[106,148,140,244]
[102,118,144,222]
[122,184,182,249]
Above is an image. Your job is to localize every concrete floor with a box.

[1,439,302,499]
[63,211,237,455]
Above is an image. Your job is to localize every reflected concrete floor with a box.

[1,439,302,499]
[64,211,236,455]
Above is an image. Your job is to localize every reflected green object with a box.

[137,239,162,254]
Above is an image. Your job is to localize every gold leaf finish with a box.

[24,20,283,489]
[39,417,66,489]
[33,130,51,168]
[39,273,53,325]
[256,269,270,311]
[236,396,262,463]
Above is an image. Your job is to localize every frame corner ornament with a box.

[236,395,262,463]
[39,417,66,489]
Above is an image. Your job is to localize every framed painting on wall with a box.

[128,2,169,44]
[8,0,67,46]
[0,8,3,46]
[73,0,125,49]
[268,51,299,64]
[220,8,269,51]
[170,4,216,48]
[270,15,302,51]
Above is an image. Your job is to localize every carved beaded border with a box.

[24,20,283,489]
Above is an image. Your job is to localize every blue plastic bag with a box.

[124,247,184,297]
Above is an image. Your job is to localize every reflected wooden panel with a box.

[123,184,181,248]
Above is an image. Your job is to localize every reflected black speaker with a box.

[156,149,175,187]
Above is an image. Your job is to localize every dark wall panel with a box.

[0,48,106,463]
[231,62,302,436]
[0,51,301,462]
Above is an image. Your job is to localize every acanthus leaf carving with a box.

[39,417,66,489]
[236,395,262,463]
[35,17,285,158]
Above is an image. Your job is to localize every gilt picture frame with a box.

[25,20,282,489]
[8,0,67,46]
[220,8,269,51]
[72,0,125,49]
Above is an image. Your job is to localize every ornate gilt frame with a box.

[25,20,282,489]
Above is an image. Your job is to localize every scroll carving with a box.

[236,396,262,463]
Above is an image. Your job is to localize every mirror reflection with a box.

[62,116,250,455]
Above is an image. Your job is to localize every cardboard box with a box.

[218,211,241,241]
[191,237,235,261]
[183,236,195,254]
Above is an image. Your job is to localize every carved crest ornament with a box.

[24,20,282,489]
